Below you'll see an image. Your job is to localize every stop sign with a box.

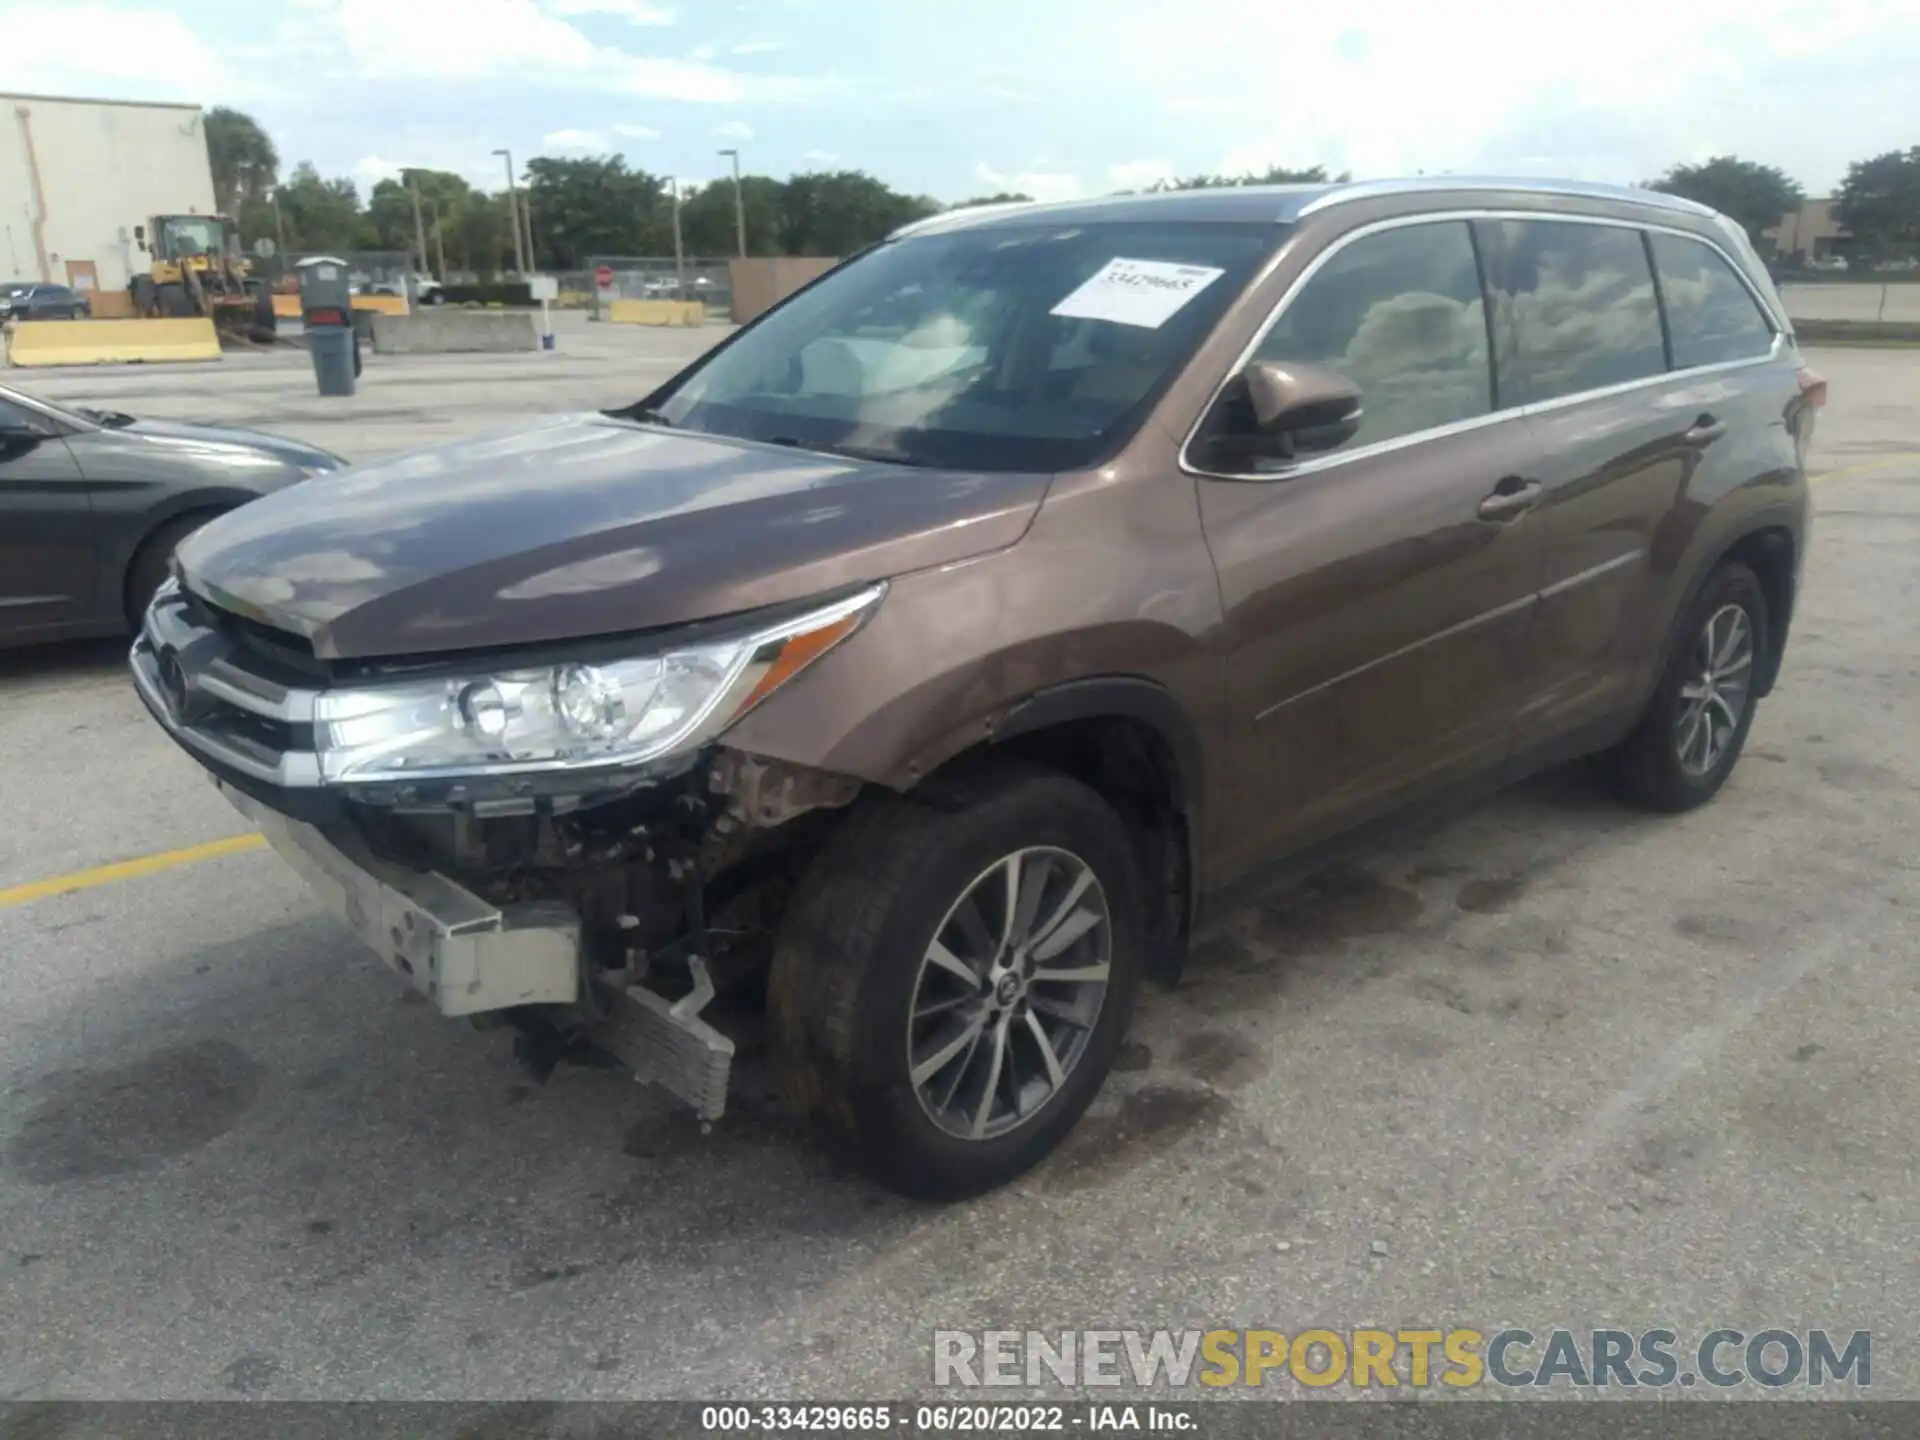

[594,264,614,289]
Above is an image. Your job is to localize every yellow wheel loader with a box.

[128,213,278,343]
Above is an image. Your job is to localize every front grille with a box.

[133,588,326,788]
[183,591,329,682]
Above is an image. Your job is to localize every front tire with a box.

[1608,560,1768,812]
[770,765,1146,1199]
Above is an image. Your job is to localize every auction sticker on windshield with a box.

[1050,257,1226,329]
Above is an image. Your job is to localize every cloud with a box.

[730,40,787,54]
[1103,0,1920,188]
[802,149,839,164]
[352,155,406,186]
[7,4,229,102]
[974,161,1084,203]
[319,0,814,104]
[713,120,755,141]
[542,127,611,150]
[545,0,675,21]
[613,123,664,139]
[1106,158,1175,191]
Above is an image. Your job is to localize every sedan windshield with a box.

[643,220,1283,472]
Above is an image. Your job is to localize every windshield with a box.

[644,221,1283,472]
[159,217,225,256]
[2,282,32,297]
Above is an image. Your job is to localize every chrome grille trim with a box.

[130,589,326,788]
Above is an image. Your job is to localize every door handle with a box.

[1683,414,1728,446]
[1477,477,1542,521]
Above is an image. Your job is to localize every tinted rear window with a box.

[1650,232,1776,369]
[1481,220,1666,406]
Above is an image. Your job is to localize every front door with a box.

[0,398,96,640]
[1193,218,1547,867]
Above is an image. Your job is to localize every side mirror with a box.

[1244,360,1364,456]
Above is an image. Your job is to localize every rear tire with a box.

[125,513,219,630]
[769,764,1146,1200]
[1606,561,1768,812]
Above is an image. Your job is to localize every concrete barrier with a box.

[4,317,221,367]
[608,298,706,327]
[369,310,540,355]
[1795,318,1920,345]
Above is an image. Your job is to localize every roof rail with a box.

[1297,175,1717,219]
[889,200,1038,240]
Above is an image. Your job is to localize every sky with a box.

[13,0,1917,202]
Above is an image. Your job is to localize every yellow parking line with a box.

[1812,455,1914,485]
[0,833,265,910]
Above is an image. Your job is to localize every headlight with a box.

[312,585,882,785]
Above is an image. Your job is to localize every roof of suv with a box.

[894,176,1719,239]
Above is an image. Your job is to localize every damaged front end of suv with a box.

[132,573,882,1120]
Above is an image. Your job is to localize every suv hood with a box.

[175,413,1049,659]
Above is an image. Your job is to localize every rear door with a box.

[1479,217,1701,740]
[1484,217,1794,743]
[0,397,97,639]
[1193,217,1547,865]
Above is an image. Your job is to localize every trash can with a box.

[308,326,356,397]
[295,256,356,397]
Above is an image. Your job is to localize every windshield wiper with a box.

[79,407,136,428]
[764,434,911,466]
[621,406,675,428]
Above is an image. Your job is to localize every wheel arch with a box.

[118,500,240,625]
[1658,513,1799,704]
[964,676,1204,983]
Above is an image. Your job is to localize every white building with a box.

[1,91,217,308]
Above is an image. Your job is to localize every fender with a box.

[1652,504,1802,705]
[990,676,1205,982]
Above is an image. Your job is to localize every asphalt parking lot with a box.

[1,326,1916,1402]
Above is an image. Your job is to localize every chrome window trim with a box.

[1179,208,1786,485]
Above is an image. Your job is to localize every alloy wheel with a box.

[1674,602,1755,777]
[906,846,1111,1141]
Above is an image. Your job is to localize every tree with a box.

[522,156,671,267]
[274,163,363,254]
[1646,156,1804,247]
[1155,164,1337,191]
[678,174,784,256]
[1835,147,1920,260]
[777,170,939,256]
[204,106,279,218]
[954,192,1034,207]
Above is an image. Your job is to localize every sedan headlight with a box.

[312,585,881,785]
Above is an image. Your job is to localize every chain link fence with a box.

[585,256,734,320]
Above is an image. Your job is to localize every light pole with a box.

[670,179,686,298]
[492,147,527,275]
[717,147,746,257]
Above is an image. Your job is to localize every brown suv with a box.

[132,178,1819,1198]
